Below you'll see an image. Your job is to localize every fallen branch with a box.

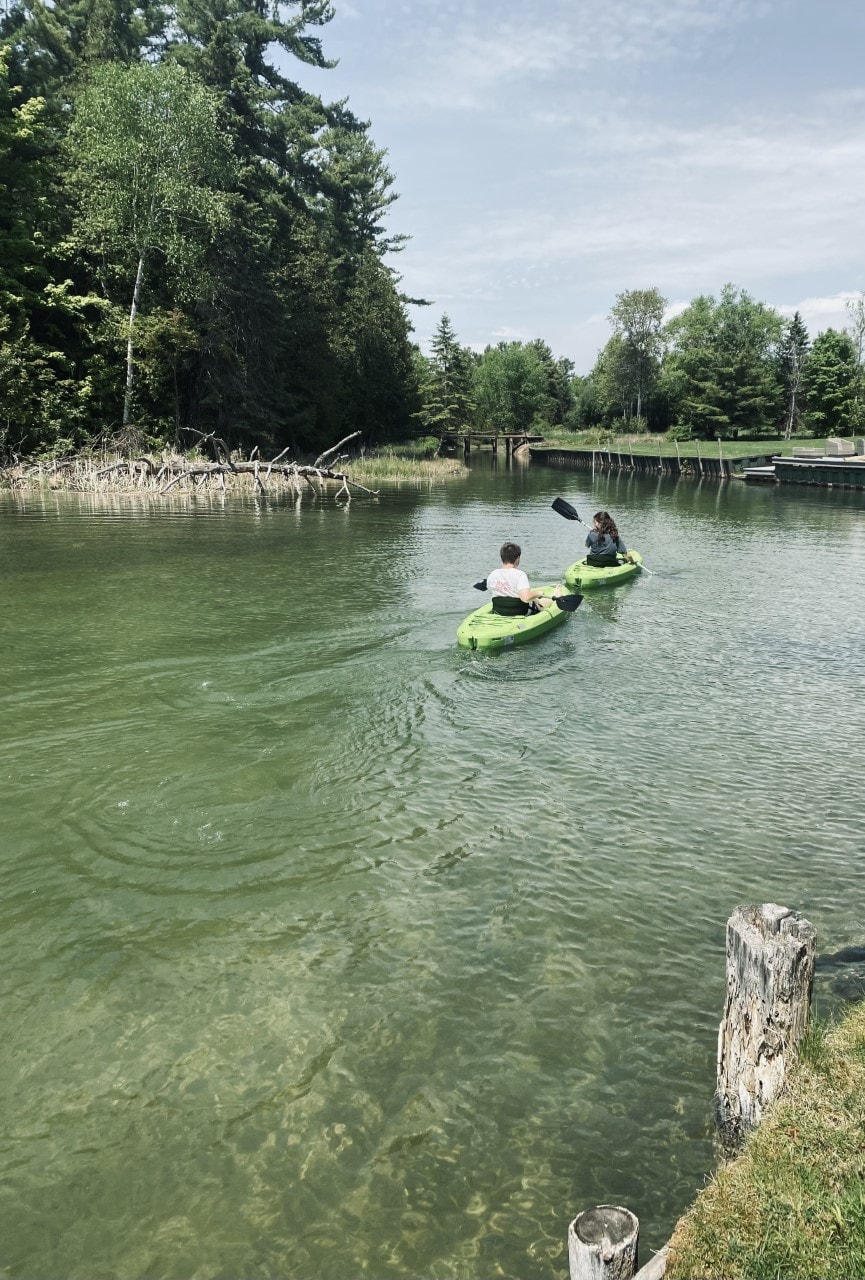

[2,437,379,501]
[313,431,361,470]
[157,453,378,498]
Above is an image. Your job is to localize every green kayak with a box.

[563,550,643,591]
[457,586,570,651]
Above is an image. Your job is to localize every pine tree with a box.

[415,314,475,440]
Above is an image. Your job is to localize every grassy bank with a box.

[667,1005,865,1279]
[536,432,832,460]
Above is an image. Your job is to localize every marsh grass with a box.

[347,450,468,482]
[667,1006,865,1279]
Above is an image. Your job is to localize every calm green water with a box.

[2,464,865,1279]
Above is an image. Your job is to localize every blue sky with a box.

[295,0,864,373]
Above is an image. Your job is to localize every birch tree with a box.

[66,61,234,425]
[608,287,667,422]
[778,312,810,439]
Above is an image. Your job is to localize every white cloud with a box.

[777,292,863,338]
[370,0,758,113]
[399,101,865,292]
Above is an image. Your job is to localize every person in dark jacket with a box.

[585,512,632,566]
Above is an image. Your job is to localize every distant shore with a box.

[1,432,844,494]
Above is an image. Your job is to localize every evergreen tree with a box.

[0,38,108,454]
[415,314,475,439]
[332,252,419,443]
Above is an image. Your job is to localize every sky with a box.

[293,0,865,373]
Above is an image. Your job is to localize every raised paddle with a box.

[551,497,655,576]
[471,580,583,612]
[551,496,586,524]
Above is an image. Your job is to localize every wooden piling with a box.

[568,1205,639,1280]
[715,903,816,1149]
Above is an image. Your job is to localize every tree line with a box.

[416,288,865,442]
[0,0,420,460]
[2,0,863,463]
[584,285,865,440]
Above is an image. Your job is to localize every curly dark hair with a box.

[592,511,619,539]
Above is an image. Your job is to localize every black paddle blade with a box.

[552,496,580,521]
[554,593,583,612]
[473,579,487,591]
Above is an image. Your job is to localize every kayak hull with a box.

[563,550,643,591]
[457,586,569,651]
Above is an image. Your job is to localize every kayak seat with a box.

[491,596,531,617]
[585,553,623,568]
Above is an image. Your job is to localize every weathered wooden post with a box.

[715,903,816,1149]
[568,1205,639,1280]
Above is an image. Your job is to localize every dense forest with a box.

[1,0,863,460]
[0,0,421,459]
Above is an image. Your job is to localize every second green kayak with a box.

[563,550,643,590]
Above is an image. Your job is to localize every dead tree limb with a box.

[313,431,361,470]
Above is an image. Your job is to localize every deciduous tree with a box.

[778,312,810,439]
[66,60,234,425]
[608,287,667,422]
[804,329,858,437]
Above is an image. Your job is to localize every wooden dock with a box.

[442,431,544,460]
[772,456,865,490]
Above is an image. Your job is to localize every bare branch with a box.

[313,431,361,470]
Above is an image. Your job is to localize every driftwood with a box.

[2,432,379,501]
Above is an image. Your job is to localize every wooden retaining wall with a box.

[528,446,738,479]
[530,446,865,491]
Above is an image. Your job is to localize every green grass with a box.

[667,1005,865,1280]
[535,431,831,460]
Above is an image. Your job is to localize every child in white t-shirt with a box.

[487,542,558,616]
